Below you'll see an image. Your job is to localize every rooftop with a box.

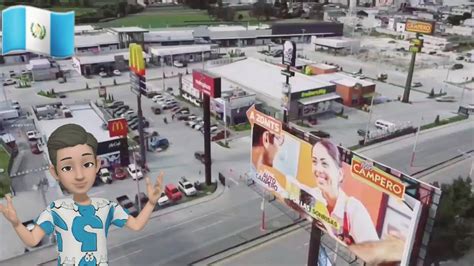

[149,44,213,56]
[145,30,194,42]
[311,63,337,70]
[207,58,334,100]
[75,25,95,34]
[38,103,116,143]
[75,33,119,48]
[74,49,148,65]
[315,72,375,87]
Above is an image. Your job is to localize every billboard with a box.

[282,40,296,67]
[193,70,222,98]
[405,19,435,35]
[249,109,424,265]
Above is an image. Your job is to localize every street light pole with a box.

[410,115,423,167]
[223,98,228,145]
[363,92,376,145]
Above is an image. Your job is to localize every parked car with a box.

[121,110,135,119]
[158,192,170,206]
[194,151,205,164]
[135,192,148,209]
[166,87,174,93]
[151,105,163,115]
[152,95,165,102]
[113,69,121,76]
[114,108,128,118]
[107,101,125,109]
[29,141,42,154]
[26,130,38,141]
[126,114,138,122]
[129,118,150,130]
[147,91,161,98]
[98,168,113,184]
[3,79,16,86]
[171,106,181,112]
[127,163,143,180]
[113,167,127,180]
[211,129,230,141]
[309,130,331,138]
[58,77,66,83]
[435,96,456,102]
[200,125,218,133]
[412,82,423,87]
[174,107,189,114]
[176,113,191,121]
[99,71,108,77]
[163,102,178,110]
[173,60,184,68]
[357,129,368,137]
[11,100,20,110]
[451,63,464,70]
[165,184,182,201]
[116,195,138,217]
[456,56,465,60]
[178,178,197,196]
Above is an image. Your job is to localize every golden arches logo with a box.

[111,121,124,132]
[129,43,146,76]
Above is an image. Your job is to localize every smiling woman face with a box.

[50,144,100,195]
[311,142,342,198]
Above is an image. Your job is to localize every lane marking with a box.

[191,219,224,233]
[109,249,142,262]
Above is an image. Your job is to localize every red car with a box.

[113,167,127,180]
[165,184,182,202]
[29,141,43,154]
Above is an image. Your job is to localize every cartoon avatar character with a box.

[0,124,164,265]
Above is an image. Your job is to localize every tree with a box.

[427,177,474,265]
[462,12,472,20]
[447,15,463,26]
[434,114,440,124]
[238,14,244,21]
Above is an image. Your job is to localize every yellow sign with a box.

[129,43,145,76]
[405,19,435,35]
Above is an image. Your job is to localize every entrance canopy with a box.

[298,92,341,105]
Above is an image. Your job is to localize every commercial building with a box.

[75,32,120,54]
[305,63,338,75]
[26,59,61,81]
[207,58,340,121]
[145,28,195,46]
[72,49,149,76]
[32,102,130,169]
[311,36,361,53]
[148,44,219,66]
[314,72,375,107]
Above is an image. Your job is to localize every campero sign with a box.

[248,108,440,265]
[405,19,435,35]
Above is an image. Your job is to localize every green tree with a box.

[462,12,472,20]
[447,15,463,26]
[427,177,474,265]
[237,13,244,21]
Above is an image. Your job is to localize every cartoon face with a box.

[78,252,97,266]
[49,144,101,195]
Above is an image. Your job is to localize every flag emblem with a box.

[30,22,46,40]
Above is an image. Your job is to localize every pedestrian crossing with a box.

[10,165,49,177]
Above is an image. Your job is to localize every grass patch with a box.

[217,141,230,148]
[295,121,311,128]
[0,147,12,198]
[231,123,251,131]
[37,90,57,98]
[420,115,468,131]
[98,9,214,28]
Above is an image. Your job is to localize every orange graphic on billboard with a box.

[108,118,128,137]
[351,156,405,200]
[246,105,282,136]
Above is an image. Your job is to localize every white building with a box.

[444,25,474,36]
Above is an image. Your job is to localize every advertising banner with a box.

[193,69,222,98]
[282,40,296,67]
[249,109,422,265]
[405,19,435,35]
[107,118,128,138]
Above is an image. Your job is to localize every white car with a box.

[113,69,121,76]
[99,72,107,77]
[194,123,204,131]
[26,130,38,141]
[121,110,135,118]
[11,100,20,110]
[3,79,16,86]
[173,60,184,68]
[158,192,170,206]
[127,164,143,180]
[152,95,164,102]
[178,180,197,196]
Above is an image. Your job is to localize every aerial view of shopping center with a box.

[0,0,473,265]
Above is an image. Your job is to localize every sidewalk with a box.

[0,181,225,265]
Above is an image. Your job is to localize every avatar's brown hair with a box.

[47,123,98,168]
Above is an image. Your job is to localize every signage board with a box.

[282,40,296,67]
[249,110,440,265]
[130,72,147,95]
[405,19,435,35]
[107,118,128,138]
[291,86,335,100]
[193,70,222,98]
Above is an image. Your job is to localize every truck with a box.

[0,109,19,120]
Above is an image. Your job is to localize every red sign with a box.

[108,118,128,137]
[192,70,221,98]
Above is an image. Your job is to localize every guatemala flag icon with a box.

[2,5,74,58]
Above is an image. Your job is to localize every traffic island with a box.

[37,89,58,98]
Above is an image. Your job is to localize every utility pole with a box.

[363,92,376,145]
[410,115,423,167]
[131,150,142,211]
[223,97,228,145]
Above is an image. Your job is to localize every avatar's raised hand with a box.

[146,171,163,206]
[0,194,20,227]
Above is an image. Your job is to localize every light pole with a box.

[223,97,228,146]
[410,115,423,167]
[131,149,142,212]
[363,90,377,145]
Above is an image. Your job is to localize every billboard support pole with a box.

[260,196,266,231]
[203,94,212,186]
[403,33,422,103]
[283,65,291,123]
[307,219,322,266]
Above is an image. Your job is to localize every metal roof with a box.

[298,92,341,105]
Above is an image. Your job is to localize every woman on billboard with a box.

[294,139,379,244]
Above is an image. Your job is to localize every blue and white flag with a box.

[2,6,74,58]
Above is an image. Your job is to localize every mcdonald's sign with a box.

[129,43,146,76]
[108,118,128,138]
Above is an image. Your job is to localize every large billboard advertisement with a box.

[249,108,423,265]
[405,19,435,35]
[193,70,222,98]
